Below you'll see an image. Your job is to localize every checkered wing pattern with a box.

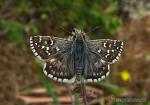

[82,39,123,82]
[30,36,75,83]
[30,36,70,60]
[83,51,110,82]
[30,34,123,83]
[43,52,75,83]
[88,39,123,63]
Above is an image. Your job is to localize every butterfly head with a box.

[72,28,86,42]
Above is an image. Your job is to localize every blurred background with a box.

[0,0,150,105]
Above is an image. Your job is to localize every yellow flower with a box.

[120,70,130,81]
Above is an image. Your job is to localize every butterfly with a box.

[30,28,123,83]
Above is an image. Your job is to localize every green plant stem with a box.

[81,81,87,105]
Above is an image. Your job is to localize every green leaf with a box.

[9,22,23,43]
[0,20,9,30]
[74,94,79,105]
[99,82,126,96]
[112,101,126,105]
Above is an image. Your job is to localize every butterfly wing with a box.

[88,39,123,63]
[83,51,110,82]
[43,52,75,83]
[30,36,75,83]
[82,39,123,82]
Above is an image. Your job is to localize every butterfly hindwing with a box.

[83,51,110,82]
[43,53,75,83]
[88,39,123,63]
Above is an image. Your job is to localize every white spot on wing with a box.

[114,40,117,45]
[106,71,110,76]
[53,77,57,80]
[30,44,33,47]
[112,59,117,63]
[93,79,98,82]
[108,64,110,70]
[43,64,47,75]
[43,63,46,69]
[98,49,101,53]
[105,54,110,58]
[50,58,55,62]
[60,72,63,76]
[34,52,38,56]
[46,47,49,50]
[86,79,93,82]
[104,42,107,48]
[39,36,42,42]
[101,59,105,63]
[98,78,102,81]
[107,50,110,53]
[56,47,60,51]
[121,42,123,46]
[63,79,68,83]
[46,51,51,55]
[30,41,33,44]
[44,41,47,44]
[48,74,53,78]
[50,39,53,45]
[69,76,76,83]
[30,37,32,41]
[116,56,119,60]
[109,44,111,47]
[58,78,62,82]
[101,75,105,79]
[36,55,42,60]
[43,70,47,76]
[31,47,34,49]
[32,49,36,52]
[41,46,45,49]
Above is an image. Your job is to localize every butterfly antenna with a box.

[58,26,72,34]
[86,26,101,34]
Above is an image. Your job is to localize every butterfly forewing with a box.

[88,39,123,63]
[30,36,70,60]
[30,36,75,83]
